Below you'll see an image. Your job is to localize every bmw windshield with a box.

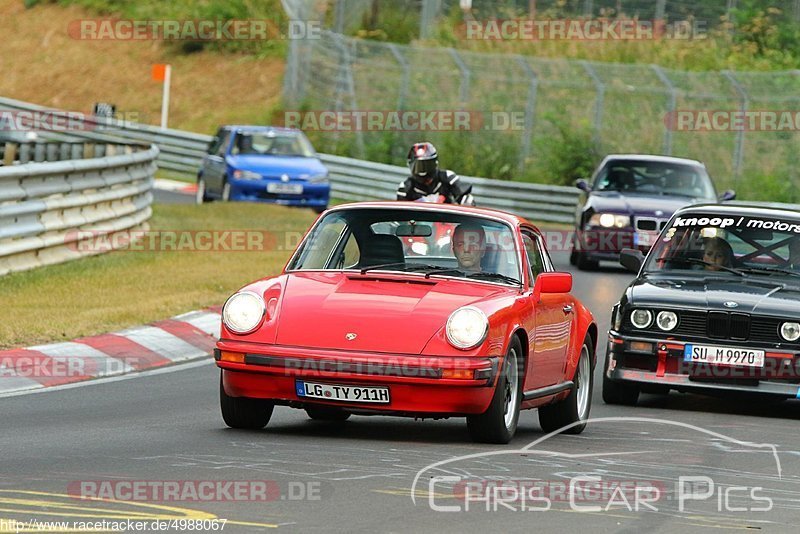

[644,211,800,280]
[287,208,523,286]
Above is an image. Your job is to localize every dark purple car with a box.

[570,155,736,270]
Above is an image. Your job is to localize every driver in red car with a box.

[396,142,475,205]
[452,223,486,273]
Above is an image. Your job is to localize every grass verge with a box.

[0,202,317,349]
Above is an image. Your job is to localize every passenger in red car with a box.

[452,223,486,273]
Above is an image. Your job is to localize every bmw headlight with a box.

[233,170,262,180]
[446,306,489,350]
[222,291,266,334]
[630,309,653,329]
[588,213,631,228]
[780,322,800,342]
[656,311,678,331]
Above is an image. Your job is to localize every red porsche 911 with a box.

[215,202,597,443]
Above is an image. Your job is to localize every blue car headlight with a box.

[588,213,631,228]
[233,170,262,180]
[308,173,330,184]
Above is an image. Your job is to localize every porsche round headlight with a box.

[656,311,678,331]
[630,309,653,329]
[780,322,800,342]
[222,291,266,334]
[446,306,489,350]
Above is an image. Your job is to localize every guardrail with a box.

[0,141,158,276]
[0,95,580,223]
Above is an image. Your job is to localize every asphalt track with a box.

[4,202,800,533]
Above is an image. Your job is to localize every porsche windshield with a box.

[594,160,715,199]
[287,208,523,285]
[644,212,800,279]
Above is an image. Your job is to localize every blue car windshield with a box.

[232,133,315,157]
[594,161,716,199]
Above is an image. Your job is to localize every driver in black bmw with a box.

[396,142,475,205]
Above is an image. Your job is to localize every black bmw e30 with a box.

[603,203,800,405]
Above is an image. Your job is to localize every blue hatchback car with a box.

[196,125,330,213]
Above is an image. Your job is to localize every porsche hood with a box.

[272,272,508,354]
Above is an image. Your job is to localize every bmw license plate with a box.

[633,231,657,247]
[267,183,303,195]
[296,380,390,404]
[683,344,765,368]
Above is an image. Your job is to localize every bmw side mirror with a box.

[619,248,644,273]
[719,190,736,202]
[575,179,592,192]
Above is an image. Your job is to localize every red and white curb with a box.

[0,309,220,395]
[154,178,198,194]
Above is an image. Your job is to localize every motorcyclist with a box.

[396,142,475,205]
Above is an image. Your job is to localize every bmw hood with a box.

[589,192,704,216]
[227,155,326,178]
[628,276,800,316]
[274,272,506,354]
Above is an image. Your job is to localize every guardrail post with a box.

[580,61,605,146]
[83,142,94,159]
[723,70,748,180]
[3,143,15,166]
[651,65,677,155]
[448,48,471,103]
[19,143,31,163]
[516,56,539,170]
[34,143,46,162]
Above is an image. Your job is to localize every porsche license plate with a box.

[267,183,303,195]
[683,344,765,368]
[296,380,390,404]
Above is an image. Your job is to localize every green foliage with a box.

[532,112,600,186]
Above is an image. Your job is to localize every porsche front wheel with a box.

[539,335,594,435]
[220,375,274,429]
[467,337,523,444]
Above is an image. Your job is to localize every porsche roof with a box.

[325,201,535,227]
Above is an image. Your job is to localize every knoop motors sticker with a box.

[672,215,800,234]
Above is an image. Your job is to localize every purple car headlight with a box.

[588,213,631,228]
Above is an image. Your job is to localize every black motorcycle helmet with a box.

[407,142,438,185]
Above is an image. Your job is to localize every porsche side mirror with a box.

[719,189,736,202]
[575,179,592,193]
[533,272,572,301]
[620,248,644,273]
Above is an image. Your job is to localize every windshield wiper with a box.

[736,265,800,278]
[359,262,407,274]
[466,272,522,285]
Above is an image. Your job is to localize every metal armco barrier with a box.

[0,141,158,275]
[319,153,579,224]
[0,95,580,223]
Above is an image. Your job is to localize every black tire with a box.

[576,251,599,271]
[196,176,210,204]
[539,335,594,435]
[306,405,351,421]
[601,351,640,406]
[220,374,274,429]
[467,337,523,444]
[221,180,232,202]
[569,249,578,266]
